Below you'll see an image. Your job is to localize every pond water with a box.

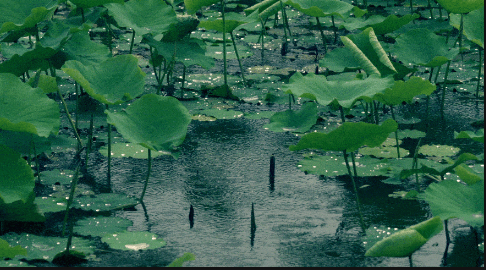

[82,91,482,267]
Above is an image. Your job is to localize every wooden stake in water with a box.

[250,203,256,247]
[189,205,194,229]
[269,154,275,191]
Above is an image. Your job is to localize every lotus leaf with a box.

[0,191,45,222]
[205,43,253,60]
[39,169,79,186]
[199,108,244,119]
[454,164,483,185]
[397,129,426,139]
[0,130,51,156]
[341,15,385,31]
[167,253,196,267]
[74,217,133,237]
[418,144,460,157]
[454,128,484,143]
[393,28,460,67]
[70,0,123,8]
[27,73,59,94]
[365,216,443,257]
[106,94,191,152]
[1,233,95,262]
[61,55,146,105]
[450,8,484,48]
[0,238,27,259]
[341,27,397,77]
[162,14,199,42]
[0,43,56,76]
[184,0,220,14]
[367,13,419,35]
[373,76,436,105]
[99,142,176,159]
[290,118,398,152]
[101,231,166,251]
[263,102,318,133]
[283,72,394,108]
[285,0,354,18]
[61,31,112,66]
[105,0,177,36]
[71,193,139,211]
[0,144,35,204]
[199,12,256,33]
[422,180,484,228]
[435,0,484,14]
[319,47,360,72]
[0,0,57,33]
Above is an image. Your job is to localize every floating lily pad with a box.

[99,142,175,159]
[101,231,166,251]
[74,216,133,238]
[418,144,461,157]
[263,102,318,133]
[71,193,139,212]
[421,180,484,228]
[244,111,276,119]
[40,169,80,186]
[454,129,484,143]
[1,233,95,262]
[205,42,253,60]
[397,129,426,139]
[359,138,409,158]
[374,76,436,105]
[199,108,244,119]
[286,0,353,18]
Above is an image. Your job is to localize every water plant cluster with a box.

[0,0,484,267]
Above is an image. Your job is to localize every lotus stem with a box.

[57,88,83,149]
[441,61,452,116]
[413,138,422,191]
[476,47,482,98]
[409,0,413,14]
[260,17,266,64]
[221,0,228,87]
[409,254,413,267]
[315,17,328,53]
[331,15,337,43]
[129,29,135,55]
[181,65,186,99]
[229,31,248,86]
[106,105,112,188]
[390,105,401,158]
[427,0,433,19]
[139,149,152,202]
[62,162,81,237]
[85,112,93,169]
[280,0,291,37]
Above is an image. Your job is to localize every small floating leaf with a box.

[99,142,175,159]
[101,231,166,251]
[74,217,133,237]
[263,102,318,133]
[418,144,460,157]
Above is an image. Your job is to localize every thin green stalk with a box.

[221,0,228,87]
[260,17,266,64]
[229,31,248,86]
[106,104,111,187]
[390,105,400,158]
[441,61,452,116]
[139,149,152,202]
[427,0,433,19]
[57,89,83,149]
[181,65,186,99]
[149,46,162,94]
[350,151,358,178]
[409,0,413,15]
[62,162,81,237]
[409,254,413,267]
[315,17,328,53]
[85,112,93,168]
[129,29,135,55]
[476,47,482,98]
[280,0,291,37]
[413,138,422,191]
[331,15,337,43]
[373,100,379,125]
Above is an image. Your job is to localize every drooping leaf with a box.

[283,72,394,108]
[0,144,35,204]
[27,73,59,94]
[1,233,95,262]
[285,0,353,18]
[435,0,484,14]
[0,43,56,76]
[454,128,484,143]
[0,238,27,259]
[167,253,196,267]
[101,231,166,251]
[319,47,360,72]
[74,217,133,237]
[0,130,51,156]
[374,76,436,105]
[105,0,177,36]
[105,94,192,152]
[454,164,483,185]
[184,0,220,14]
[368,13,419,35]
[341,15,385,31]
[61,31,112,66]
[290,118,398,152]
[199,12,254,33]
[0,0,57,33]
[364,216,443,257]
[162,14,199,42]
[61,55,146,105]
[263,102,318,133]
[393,28,460,67]
[341,27,397,77]
[421,180,484,228]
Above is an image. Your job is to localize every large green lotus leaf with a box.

[368,13,419,35]
[290,118,398,152]
[61,31,112,66]
[105,0,177,36]
[167,253,196,267]
[101,231,166,251]
[393,28,460,67]
[198,12,255,33]
[106,94,192,152]
[184,0,220,14]
[450,8,484,48]
[283,72,394,108]
[244,0,278,16]
[61,55,146,105]
[341,27,397,77]
[0,0,57,33]
[342,15,386,31]
[70,0,123,8]
[27,73,59,94]
[398,129,426,139]
[435,0,484,14]
[0,73,59,137]
[142,35,215,69]
[422,180,484,228]
[365,216,443,257]
[0,130,51,156]
[285,0,353,18]
[0,238,27,259]
[71,193,139,211]
[1,233,95,262]
[0,191,45,222]
[319,47,360,72]
[454,128,484,143]
[263,102,318,133]
[0,43,57,76]
[374,76,436,105]
[162,14,199,42]
[358,138,409,158]
[400,152,479,179]
[454,164,483,185]
[74,216,133,237]
[99,142,176,158]
[39,169,79,186]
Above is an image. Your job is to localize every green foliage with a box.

[74,216,133,237]
[184,0,220,14]
[263,102,318,133]
[99,142,177,158]
[0,238,27,259]
[62,55,146,105]
[435,0,484,14]
[61,31,112,65]
[283,72,394,108]
[106,94,192,152]
[374,76,436,105]
[70,0,124,8]
[101,231,166,251]
[285,0,354,18]
[367,13,419,36]
[421,180,484,228]
[454,129,484,143]
[0,145,35,204]
[167,252,196,267]
[0,0,57,33]
[290,118,398,152]
[364,216,443,257]
[105,0,177,36]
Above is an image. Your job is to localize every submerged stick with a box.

[269,154,275,191]
[250,203,256,246]
[189,205,194,228]
[139,149,152,202]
